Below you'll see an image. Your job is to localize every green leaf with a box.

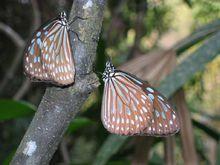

[174,19,220,55]
[192,119,220,141]
[3,150,15,165]
[194,133,210,164]
[0,99,36,121]
[67,117,94,134]
[92,135,128,165]
[106,160,130,165]
[195,19,220,34]
[93,31,220,165]
[149,152,163,164]
[183,0,192,8]
[159,31,220,97]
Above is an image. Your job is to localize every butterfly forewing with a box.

[24,12,75,86]
[41,22,75,85]
[101,61,180,136]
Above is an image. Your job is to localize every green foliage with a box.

[106,160,130,165]
[193,119,220,141]
[183,0,193,8]
[93,135,128,165]
[174,19,220,55]
[67,117,95,134]
[194,132,210,164]
[71,137,97,164]
[0,99,35,121]
[149,152,163,165]
[192,0,220,25]
[147,4,172,36]
[2,150,15,165]
[159,31,220,97]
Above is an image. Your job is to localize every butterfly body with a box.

[24,12,75,86]
[101,61,180,136]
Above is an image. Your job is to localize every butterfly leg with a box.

[69,16,88,25]
[69,29,85,43]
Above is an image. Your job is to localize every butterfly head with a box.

[102,61,115,81]
[59,11,68,26]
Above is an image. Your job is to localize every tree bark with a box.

[10,0,106,164]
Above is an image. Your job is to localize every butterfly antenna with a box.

[68,16,88,43]
[106,55,112,63]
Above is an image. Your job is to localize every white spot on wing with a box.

[146,87,154,93]
[158,95,164,101]
[148,94,154,102]
[142,107,148,113]
[23,141,37,156]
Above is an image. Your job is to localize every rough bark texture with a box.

[10,0,106,164]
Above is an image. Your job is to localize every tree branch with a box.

[30,0,41,31]
[10,0,105,164]
[0,49,24,94]
[13,78,31,100]
[0,22,25,48]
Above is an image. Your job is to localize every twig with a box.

[10,0,105,164]
[0,23,25,94]
[13,79,31,100]
[60,137,70,164]
[0,22,25,48]
[0,0,41,96]
[30,0,41,31]
[129,0,147,59]
[0,48,24,95]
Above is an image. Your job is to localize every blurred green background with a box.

[0,0,220,164]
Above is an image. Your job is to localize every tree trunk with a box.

[10,0,106,164]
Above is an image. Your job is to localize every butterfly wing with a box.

[23,20,54,81]
[24,17,75,85]
[102,70,180,136]
[41,21,75,85]
[101,71,154,136]
[141,84,180,136]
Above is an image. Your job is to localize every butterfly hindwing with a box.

[23,21,54,81]
[124,72,180,136]
[141,84,180,136]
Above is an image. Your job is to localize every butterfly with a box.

[23,11,75,86]
[101,61,180,136]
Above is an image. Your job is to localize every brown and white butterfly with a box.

[23,11,75,86]
[101,61,180,136]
